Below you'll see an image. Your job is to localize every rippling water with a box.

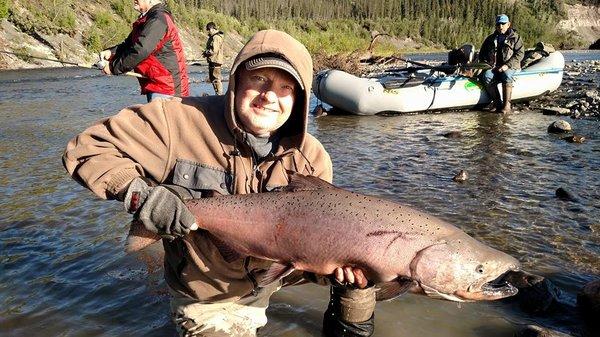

[0,53,598,337]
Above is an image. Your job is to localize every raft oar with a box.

[0,50,144,78]
[389,56,491,73]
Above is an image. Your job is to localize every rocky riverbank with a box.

[531,60,600,119]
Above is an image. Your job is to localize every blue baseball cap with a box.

[496,14,509,24]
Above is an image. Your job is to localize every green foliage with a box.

[165,0,575,53]
[83,10,130,52]
[194,9,246,35]
[6,0,590,59]
[83,27,103,52]
[110,0,136,22]
[11,0,77,35]
[0,0,10,20]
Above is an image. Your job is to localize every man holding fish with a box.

[64,30,376,337]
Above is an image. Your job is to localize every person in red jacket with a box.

[99,0,189,102]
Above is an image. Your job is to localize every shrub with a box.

[82,10,131,52]
[83,28,103,52]
[0,0,10,20]
[110,0,135,22]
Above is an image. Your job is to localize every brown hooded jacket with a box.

[63,30,332,302]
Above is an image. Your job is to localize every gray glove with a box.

[123,177,198,240]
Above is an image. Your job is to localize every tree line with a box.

[168,0,582,50]
[2,0,591,59]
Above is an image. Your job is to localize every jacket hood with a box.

[225,30,313,150]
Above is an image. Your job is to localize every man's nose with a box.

[261,88,278,103]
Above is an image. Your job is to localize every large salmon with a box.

[127,174,520,302]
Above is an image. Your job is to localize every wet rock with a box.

[452,170,468,182]
[590,39,600,50]
[542,107,571,116]
[547,120,572,133]
[502,271,561,314]
[577,279,600,327]
[442,131,462,138]
[562,135,586,143]
[565,100,578,109]
[537,60,599,119]
[515,325,574,337]
[584,90,599,101]
[555,187,578,202]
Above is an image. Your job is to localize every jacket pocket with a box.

[172,159,232,196]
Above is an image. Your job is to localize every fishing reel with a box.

[94,59,109,70]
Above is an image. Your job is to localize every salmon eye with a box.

[476,265,485,274]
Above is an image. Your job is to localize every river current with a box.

[0,51,598,336]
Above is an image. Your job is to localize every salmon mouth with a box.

[480,278,519,298]
[457,272,520,301]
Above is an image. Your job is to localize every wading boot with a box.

[485,83,503,112]
[323,285,376,337]
[500,84,513,114]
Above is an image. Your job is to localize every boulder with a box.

[577,279,600,328]
[515,325,574,337]
[501,271,561,314]
[547,120,572,133]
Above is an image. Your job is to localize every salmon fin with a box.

[125,220,161,253]
[376,278,416,301]
[208,233,243,263]
[282,173,336,192]
[257,262,296,287]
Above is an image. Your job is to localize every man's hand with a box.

[498,64,509,72]
[334,266,368,289]
[102,63,112,75]
[97,50,113,75]
[94,59,112,75]
[99,50,112,61]
[123,178,198,240]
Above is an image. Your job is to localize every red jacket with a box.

[110,4,189,96]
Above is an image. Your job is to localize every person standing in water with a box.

[203,22,225,95]
[99,0,189,102]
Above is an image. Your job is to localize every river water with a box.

[0,51,598,337]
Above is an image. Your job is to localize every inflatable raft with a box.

[313,51,565,115]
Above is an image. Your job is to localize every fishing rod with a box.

[0,50,143,78]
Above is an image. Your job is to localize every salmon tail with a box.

[257,262,296,287]
[125,220,161,253]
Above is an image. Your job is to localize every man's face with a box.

[133,0,152,13]
[234,67,298,136]
[496,21,510,34]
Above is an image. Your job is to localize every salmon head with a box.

[409,233,520,302]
